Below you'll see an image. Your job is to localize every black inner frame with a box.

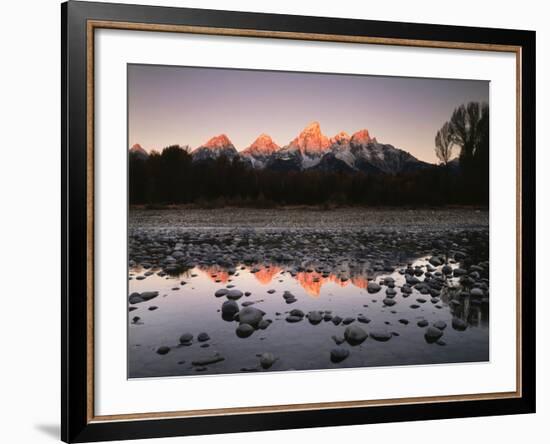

[62,1,536,442]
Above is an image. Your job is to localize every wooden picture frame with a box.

[62,1,536,442]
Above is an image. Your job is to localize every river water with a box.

[128,210,489,379]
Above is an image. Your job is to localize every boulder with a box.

[369,329,393,342]
[425,326,444,343]
[236,323,254,338]
[367,282,381,293]
[330,348,350,363]
[344,324,368,345]
[452,317,468,331]
[237,306,265,327]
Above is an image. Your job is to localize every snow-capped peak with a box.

[199,134,235,150]
[129,143,149,158]
[287,121,331,154]
[242,133,280,156]
[350,129,374,146]
[330,131,351,146]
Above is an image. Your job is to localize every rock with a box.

[236,323,254,338]
[148,306,158,311]
[260,352,276,369]
[129,293,144,304]
[410,304,420,309]
[330,348,350,363]
[416,298,427,303]
[369,330,393,342]
[307,311,323,324]
[286,315,302,323]
[141,291,159,301]
[258,319,271,329]
[179,333,193,345]
[241,301,254,307]
[156,346,170,355]
[344,324,368,345]
[367,282,381,293]
[471,288,484,297]
[192,354,225,366]
[267,289,276,294]
[417,320,429,327]
[283,291,296,300]
[386,288,397,297]
[342,317,355,325]
[332,316,343,326]
[132,316,140,324]
[197,332,210,342]
[436,339,446,346]
[425,326,444,343]
[226,289,244,300]
[215,288,229,297]
[237,306,265,327]
[332,335,346,345]
[289,309,304,318]
[455,251,466,260]
[283,291,298,304]
[357,314,370,324]
[452,317,468,331]
[433,320,447,330]
[453,267,467,276]
[221,300,239,317]
[429,256,443,266]
[398,319,409,325]
[442,265,453,275]
[383,298,396,306]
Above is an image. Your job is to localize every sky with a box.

[128,64,489,164]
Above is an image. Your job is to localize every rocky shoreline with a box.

[128,209,489,377]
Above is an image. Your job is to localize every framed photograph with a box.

[62,1,536,442]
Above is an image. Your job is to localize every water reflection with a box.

[442,287,489,328]
[166,263,397,298]
[128,253,489,378]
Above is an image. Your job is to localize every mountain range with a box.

[131,122,434,174]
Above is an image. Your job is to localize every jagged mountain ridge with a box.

[132,122,433,174]
[240,134,280,168]
[191,134,239,162]
[129,143,149,160]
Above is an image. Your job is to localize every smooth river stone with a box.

[367,282,381,293]
[344,324,368,345]
[226,289,244,300]
[330,348,350,363]
[424,326,444,343]
[369,330,393,342]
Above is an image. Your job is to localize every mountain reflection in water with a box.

[128,251,489,379]
[127,215,489,379]
[198,264,371,297]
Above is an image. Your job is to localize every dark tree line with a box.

[129,102,489,208]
